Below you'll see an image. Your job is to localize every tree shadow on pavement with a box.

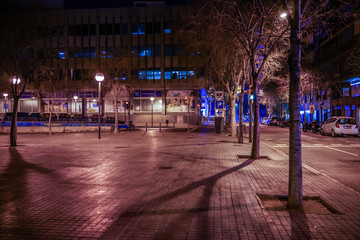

[0,147,54,239]
[290,210,312,240]
[100,158,255,239]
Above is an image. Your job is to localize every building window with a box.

[164,68,171,79]
[154,45,161,56]
[90,47,96,58]
[147,69,154,80]
[90,24,96,35]
[164,45,171,56]
[99,24,106,35]
[114,23,120,35]
[351,84,360,97]
[343,87,350,97]
[131,23,145,35]
[154,22,160,34]
[59,52,65,59]
[121,23,128,34]
[75,25,81,36]
[106,24,113,35]
[164,22,172,34]
[139,69,146,79]
[82,24,88,36]
[154,68,161,79]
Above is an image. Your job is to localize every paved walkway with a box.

[0,126,359,239]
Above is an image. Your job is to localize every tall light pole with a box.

[150,97,154,127]
[73,96,78,114]
[3,93,8,113]
[95,73,104,139]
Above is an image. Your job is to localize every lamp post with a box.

[73,96,78,114]
[150,97,154,127]
[3,93,8,113]
[95,73,104,139]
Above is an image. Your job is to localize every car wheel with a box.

[353,134,358,138]
[331,129,336,137]
[320,129,325,136]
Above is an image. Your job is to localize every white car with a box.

[320,116,359,137]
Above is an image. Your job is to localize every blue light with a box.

[59,52,65,59]
[164,29,171,34]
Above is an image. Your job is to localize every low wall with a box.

[0,126,112,134]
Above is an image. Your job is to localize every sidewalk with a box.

[0,127,359,239]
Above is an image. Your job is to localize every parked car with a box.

[3,112,30,121]
[269,117,281,126]
[105,116,125,124]
[58,113,71,121]
[279,118,289,128]
[41,113,58,121]
[302,121,319,132]
[90,114,105,123]
[72,114,88,122]
[320,116,358,137]
[29,112,42,121]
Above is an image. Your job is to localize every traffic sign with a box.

[309,105,315,113]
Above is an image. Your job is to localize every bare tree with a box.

[282,0,354,209]
[99,49,133,133]
[0,11,46,146]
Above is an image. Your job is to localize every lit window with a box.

[154,68,161,79]
[59,52,65,59]
[164,68,171,79]
[147,69,154,80]
[139,69,146,79]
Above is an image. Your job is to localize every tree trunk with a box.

[49,98,53,135]
[114,95,118,133]
[238,91,244,144]
[250,79,260,159]
[287,0,303,210]
[231,96,237,136]
[10,97,19,146]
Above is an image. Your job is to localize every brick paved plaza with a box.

[0,126,359,239]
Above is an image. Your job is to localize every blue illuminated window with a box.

[147,69,154,80]
[131,23,146,35]
[154,68,161,79]
[139,69,146,79]
[179,69,186,79]
[164,22,171,34]
[164,68,171,79]
[59,52,65,59]
[187,71,194,78]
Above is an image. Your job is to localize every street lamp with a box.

[280,12,287,18]
[73,96,78,114]
[3,93,8,113]
[95,73,104,139]
[12,77,20,85]
[150,97,154,127]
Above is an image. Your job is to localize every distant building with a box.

[302,5,360,123]
[0,1,204,124]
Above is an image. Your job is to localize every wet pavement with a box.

[0,126,359,239]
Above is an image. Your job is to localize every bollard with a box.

[243,124,246,134]
[173,122,175,132]
[145,122,147,132]
[159,122,161,132]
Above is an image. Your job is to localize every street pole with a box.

[95,73,104,139]
[98,81,101,139]
[150,97,154,127]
